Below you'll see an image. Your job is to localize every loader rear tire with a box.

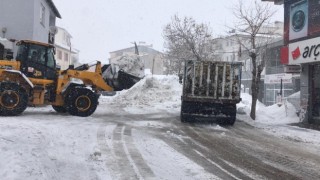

[0,82,28,116]
[65,87,99,117]
[52,105,67,113]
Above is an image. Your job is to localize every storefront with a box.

[277,0,320,124]
[286,36,320,123]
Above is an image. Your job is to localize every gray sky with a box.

[53,0,283,63]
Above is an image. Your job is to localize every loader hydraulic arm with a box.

[57,61,113,94]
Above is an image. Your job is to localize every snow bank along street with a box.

[1,75,320,179]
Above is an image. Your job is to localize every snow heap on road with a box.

[100,75,182,114]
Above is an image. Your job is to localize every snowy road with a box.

[1,75,320,180]
[1,103,320,180]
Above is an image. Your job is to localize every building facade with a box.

[109,42,165,75]
[54,27,79,70]
[0,0,61,54]
[213,22,286,104]
[265,0,320,124]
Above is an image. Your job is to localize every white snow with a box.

[237,92,320,148]
[100,75,182,114]
[1,74,320,179]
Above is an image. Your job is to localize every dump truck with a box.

[180,60,242,125]
[0,40,141,117]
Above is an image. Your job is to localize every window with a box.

[40,3,45,26]
[57,50,62,60]
[64,53,69,62]
[47,48,55,69]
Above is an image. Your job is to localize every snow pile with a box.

[111,55,145,78]
[237,93,299,125]
[236,93,320,148]
[101,75,182,114]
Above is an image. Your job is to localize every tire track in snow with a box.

[97,124,122,179]
[123,126,156,180]
[112,124,139,180]
[153,127,242,180]
[146,116,247,179]
[182,123,299,180]
[228,122,320,179]
[98,123,155,180]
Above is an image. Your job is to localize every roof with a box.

[56,26,72,38]
[46,0,62,18]
[110,45,161,54]
[17,40,55,48]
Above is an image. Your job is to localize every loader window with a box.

[47,48,55,69]
[16,44,28,61]
[28,45,45,65]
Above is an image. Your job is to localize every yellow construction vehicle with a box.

[0,40,120,117]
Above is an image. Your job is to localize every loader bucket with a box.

[102,64,142,91]
[113,70,142,91]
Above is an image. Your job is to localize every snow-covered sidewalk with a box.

[237,92,320,149]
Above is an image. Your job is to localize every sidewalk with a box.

[291,122,320,131]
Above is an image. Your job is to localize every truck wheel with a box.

[180,112,187,123]
[180,112,195,123]
[226,116,236,125]
[65,87,99,117]
[52,105,67,113]
[0,82,28,116]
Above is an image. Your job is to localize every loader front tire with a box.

[65,87,99,117]
[0,82,28,116]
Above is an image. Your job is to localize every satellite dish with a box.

[49,26,58,34]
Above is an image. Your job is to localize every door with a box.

[311,64,320,118]
[0,43,4,59]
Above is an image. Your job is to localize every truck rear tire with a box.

[65,87,99,117]
[180,113,195,123]
[0,82,28,116]
[226,116,236,125]
[52,105,67,113]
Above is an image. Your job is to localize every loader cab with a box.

[16,40,57,80]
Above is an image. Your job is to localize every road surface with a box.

[0,104,320,180]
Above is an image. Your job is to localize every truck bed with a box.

[181,60,242,125]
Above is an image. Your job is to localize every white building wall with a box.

[54,27,76,70]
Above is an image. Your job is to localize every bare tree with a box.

[163,15,216,74]
[232,0,276,120]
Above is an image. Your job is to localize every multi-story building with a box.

[0,0,61,56]
[265,0,320,124]
[214,21,284,62]
[213,21,294,105]
[54,27,79,70]
[109,42,165,75]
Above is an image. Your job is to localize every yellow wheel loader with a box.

[0,40,140,117]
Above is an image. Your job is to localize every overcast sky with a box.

[53,0,284,64]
